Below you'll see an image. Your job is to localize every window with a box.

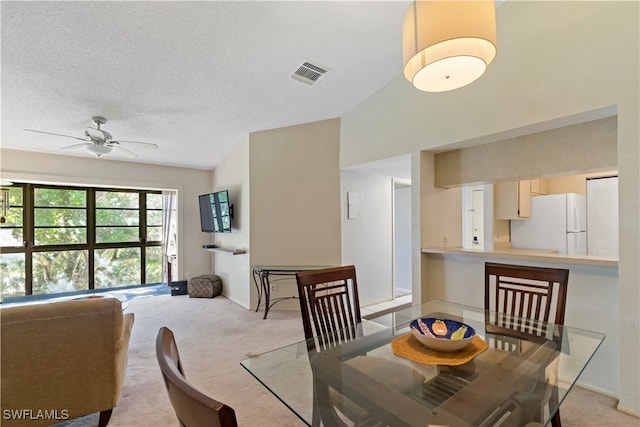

[145,193,164,284]
[0,183,165,301]
[32,249,88,294]
[96,190,138,243]
[0,185,26,298]
[0,185,24,247]
[34,187,87,245]
[0,253,25,299]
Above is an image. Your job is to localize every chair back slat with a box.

[296,265,361,351]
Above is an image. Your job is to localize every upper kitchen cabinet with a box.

[494,180,544,219]
[529,178,547,195]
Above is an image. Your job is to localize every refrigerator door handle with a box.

[569,203,582,232]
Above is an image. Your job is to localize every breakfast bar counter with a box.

[422,246,618,268]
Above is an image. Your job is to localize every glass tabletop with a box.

[240,300,605,427]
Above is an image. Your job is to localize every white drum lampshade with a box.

[403,1,497,92]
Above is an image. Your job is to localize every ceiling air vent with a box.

[291,61,328,85]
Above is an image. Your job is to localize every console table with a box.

[252,265,335,319]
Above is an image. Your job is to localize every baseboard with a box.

[616,403,640,418]
[222,293,252,311]
[562,377,618,399]
[557,373,639,418]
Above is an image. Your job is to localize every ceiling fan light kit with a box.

[86,143,113,157]
[402,0,497,92]
[23,116,159,159]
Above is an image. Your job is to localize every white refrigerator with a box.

[511,193,587,255]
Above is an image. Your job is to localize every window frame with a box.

[0,183,163,297]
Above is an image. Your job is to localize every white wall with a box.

[340,1,639,413]
[211,136,251,308]
[394,184,412,292]
[341,170,393,306]
[0,148,213,283]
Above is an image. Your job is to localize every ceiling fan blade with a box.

[111,145,138,158]
[85,127,110,141]
[114,140,159,149]
[60,143,92,150]
[24,129,86,141]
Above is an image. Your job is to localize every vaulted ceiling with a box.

[1,1,413,170]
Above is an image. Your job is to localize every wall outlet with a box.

[270,284,276,293]
[443,236,448,246]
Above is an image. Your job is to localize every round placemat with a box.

[391,333,488,366]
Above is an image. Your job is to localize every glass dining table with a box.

[240,300,605,427]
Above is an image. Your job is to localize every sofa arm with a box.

[113,312,135,402]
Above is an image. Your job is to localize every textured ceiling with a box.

[1,1,411,170]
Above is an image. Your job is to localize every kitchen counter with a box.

[422,246,618,267]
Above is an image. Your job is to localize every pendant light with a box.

[402,0,497,92]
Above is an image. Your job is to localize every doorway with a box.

[462,185,486,249]
[471,188,484,248]
[393,180,412,299]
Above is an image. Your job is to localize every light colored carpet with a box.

[56,294,638,427]
[56,294,305,427]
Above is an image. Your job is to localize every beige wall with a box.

[247,118,342,310]
[340,1,639,414]
[0,148,213,283]
[420,152,463,248]
[211,136,251,307]
[433,116,617,188]
[210,118,342,310]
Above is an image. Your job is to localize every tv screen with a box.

[199,191,232,233]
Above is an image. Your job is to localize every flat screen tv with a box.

[199,190,232,233]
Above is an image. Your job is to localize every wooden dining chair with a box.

[296,265,423,427]
[296,265,363,350]
[484,262,569,427]
[156,327,238,427]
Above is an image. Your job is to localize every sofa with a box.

[1,297,134,427]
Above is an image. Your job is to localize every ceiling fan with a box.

[24,116,159,158]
